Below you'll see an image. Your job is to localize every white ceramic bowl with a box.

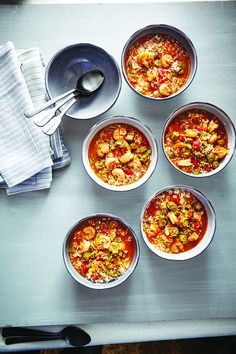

[82,115,158,191]
[140,185,216,261]
[63,213,140,289]
[162,102,236,177]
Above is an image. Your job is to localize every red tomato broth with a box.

[125,33,190,98]
[142,189,208,254]
[88,123,152,186]
[68,216,135,283]
[164,109,229,175]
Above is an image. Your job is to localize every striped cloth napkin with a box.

[0,42,70,195]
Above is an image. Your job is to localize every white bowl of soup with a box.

[162,102,236,177]
[141,185,216,261]
[63,214,140,289]
[121,24,197,100]
[82,116,158,191]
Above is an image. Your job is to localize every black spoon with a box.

[2,326,91,346]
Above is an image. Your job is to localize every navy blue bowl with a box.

[45,43,122,119]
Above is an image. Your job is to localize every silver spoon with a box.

[40,70,104,135]
[41,96,78,135]
[33,91,79,127]
[3,326,91,346]
[24,69,105,118]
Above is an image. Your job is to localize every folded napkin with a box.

[0,42,70,195]
[17,47,71,169]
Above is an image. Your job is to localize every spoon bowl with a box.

[76,69,104,95]
[58,326,91,346]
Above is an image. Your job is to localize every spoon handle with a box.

[24,88,75,118]
[5,336,60,345]
[42,97,77,136]
[2,327,56,337]
[33,92,76,127]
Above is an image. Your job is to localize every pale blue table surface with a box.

[0,1,236,350]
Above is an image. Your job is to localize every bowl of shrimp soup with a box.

[162,102,236,177]
[141,185,216,261]
[63,214,140,289]
[82,115,158,191]
[121,24,197,100]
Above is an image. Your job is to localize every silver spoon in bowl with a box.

[30,69,105,135]
[3,326,91,346]
[24,69,105,119]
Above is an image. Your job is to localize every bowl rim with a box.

[162,101,236,178]
[82,115,158,192]
[140,184,216,261]
[62,213,140,289]
[121,23,198,101]
[45,42,122,120]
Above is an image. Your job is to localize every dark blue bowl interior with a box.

[45,44,121,119]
